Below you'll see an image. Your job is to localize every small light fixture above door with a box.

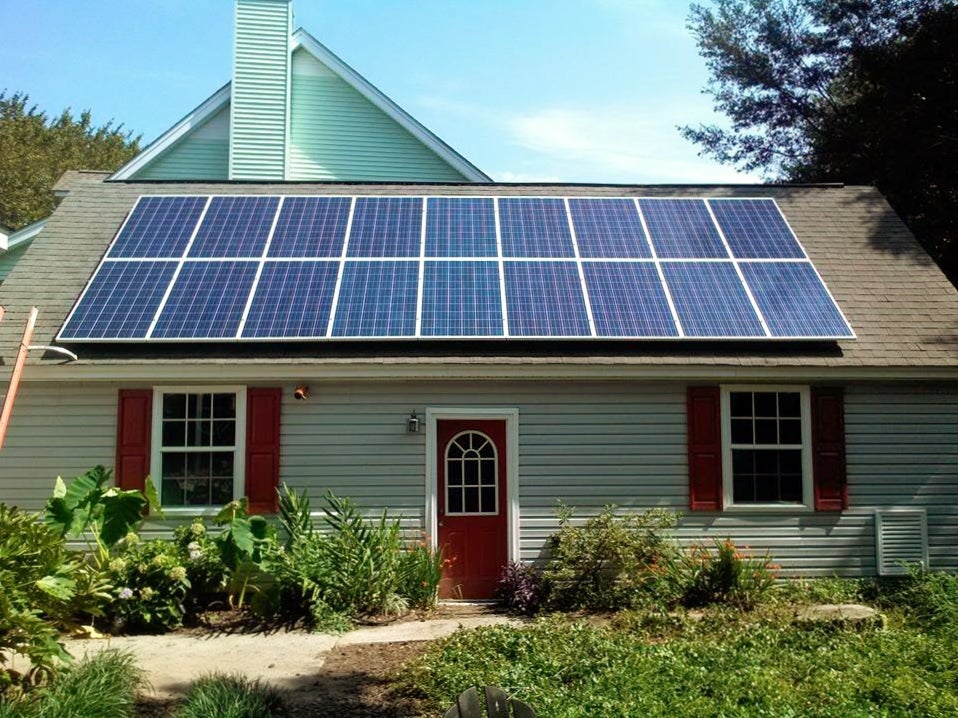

[407,411,421,433]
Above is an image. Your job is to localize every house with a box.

[1,0,957,599]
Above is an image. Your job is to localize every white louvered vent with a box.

[875,510,929,576]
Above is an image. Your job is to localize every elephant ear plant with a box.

[214,499,277,610]
[44,466,162,567]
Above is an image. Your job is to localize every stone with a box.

[794,603,885,631]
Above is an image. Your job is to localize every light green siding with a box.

[0,245,27,282]
[230,0,291,180]
[134,105,230,180]
[2,380,957,575]
[288,49,468,181]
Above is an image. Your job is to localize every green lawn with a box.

[405,606,958,717]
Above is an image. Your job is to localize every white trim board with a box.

[424,408,520,565]
[110,29,490,183]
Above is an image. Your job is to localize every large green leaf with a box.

[143,476,164,518]
[35,572,77,601]
[99,490,147,547]
[44,497,74,538]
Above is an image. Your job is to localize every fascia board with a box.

[110,84,232,181]
[291,29,491,183]
[4,219,47,251]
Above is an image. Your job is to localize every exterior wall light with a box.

[293,385,309,401]
[407,411,421,433]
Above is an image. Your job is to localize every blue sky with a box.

[0,0,757,183]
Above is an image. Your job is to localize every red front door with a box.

[437,419,508,599]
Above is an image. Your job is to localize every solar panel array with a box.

[58,195,855,342]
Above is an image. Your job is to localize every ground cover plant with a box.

[177,673,289,718]
[408,571,958,717]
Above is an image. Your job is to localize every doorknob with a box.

[438,520,444,527]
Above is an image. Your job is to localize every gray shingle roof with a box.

[2,175,957,372]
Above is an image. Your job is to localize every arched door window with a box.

[445,431,498,515]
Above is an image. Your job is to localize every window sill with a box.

[153,506,226,519]
[722,504,814,514]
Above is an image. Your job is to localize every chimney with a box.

[230,0,293,180]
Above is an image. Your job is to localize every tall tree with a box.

[682,0,958,282]
[0,92,140,230]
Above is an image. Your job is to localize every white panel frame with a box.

[875,509,930,575]
[150,384,247,515]
[425,407,520,564]
[720,384,814,512]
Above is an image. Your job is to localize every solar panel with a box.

[709,199,805,259]
[107,196,208,258]
[584,262,678,337]
[741,261,852,337]
[331,261,419,337]
[662,262,765,337]
[188,196,280,258]
[569,198,651,259]
[242,261,340,338]
[151,261,259,339]
[268,197,350,258]
[504,261,591,336]
[499,198,575,258]
[421,261,503,336]
[346,197,422,258]
[59,193,854,342]
[425,198,497,257]
[60,261,178,339]
[640,199,727,258]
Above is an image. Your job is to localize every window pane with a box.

[780,419,802,445]
[211,452,234,478]
[755,419,777,444]
[731,419,753,444]
[779,392,801,418]
[162,452,186,478]
[732,449,754,475]
[163,394,187,419]
[212,393,236,419]
[480,459,496,485]
[211,479,233,505]
[448,487,463,513]
[188,394,213,419]
[185,479,211,505]
[755,476,779,503]
[478,441,495,459]
[447,441,464,459]
[212,420,235,446]
[481,487,496,513]
[755,450,778,475]
[447,462,462,486]
[162,479,186,506]
[464,487,480,513]
[187,452,211,478]
[464,460,479,486]
[733,475,755,503]
[780,449,802,475]
[780,474,803,502]
[754,392,777,417]
[730,392,752,417]
[162,420,186,447]
[186,420,211,447]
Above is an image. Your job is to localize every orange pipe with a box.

[0,306,38,452]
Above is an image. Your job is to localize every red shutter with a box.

[687,386,723,511]
[812,386,847,511]
[245,387,282,514]
[116,389,152,492]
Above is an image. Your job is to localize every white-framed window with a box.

[721,385,813,510]
[151,386,246,509]
[444,430,499,515]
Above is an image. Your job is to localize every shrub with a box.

[4,650,144,718]
[178,674,289,718]
[0,505,109,683]
[173,519,228,607]
[103,537,190,633]
[497,561,544,615]
[399,535,445,611]
[680,538,777,610]
[542,504,682,611]
[875,566,958,634]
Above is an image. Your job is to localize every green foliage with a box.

[0,505,109,681]
[680,538,778,610]
[682,0,958,281]
[874,566,958,634]
[407,613,958,717]
[4,650,144,718]
[399,536,445,611]
[0,92,139,230]
[213,500,277,610]
[177,674,289,718]
[173,520,228,600]
[44,467,159,566]
[102,537,190,633]
[542,504,682,611]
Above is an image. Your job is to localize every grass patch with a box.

[178,673,289,718]
[2,650,145,718]
[405,608,958,717]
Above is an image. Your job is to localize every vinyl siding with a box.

[288,49,468,182]
[230,0,290,180]
[133,106,230,180]
[1,380,956,574]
